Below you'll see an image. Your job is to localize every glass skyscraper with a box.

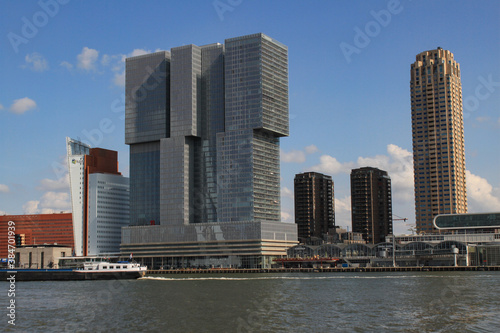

[126,33,289,226]
[123,33,296,268]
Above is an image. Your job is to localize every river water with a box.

[3,271,499,332]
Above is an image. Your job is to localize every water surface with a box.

[4,272,499,332]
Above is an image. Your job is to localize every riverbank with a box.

[147,265,500,275]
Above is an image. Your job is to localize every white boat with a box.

[75,261,147,277]
[1,260,147,281]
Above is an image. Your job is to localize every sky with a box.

[0,0,499,235]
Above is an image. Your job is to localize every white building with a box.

[88,173,129,255]
[66,137,129,256]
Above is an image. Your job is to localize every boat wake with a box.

[139,274,468,281]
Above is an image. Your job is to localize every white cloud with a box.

[129,49,151,58]
[77,47,99,71]
[281,211,293,223]
[60,61,73,70]
[358,144,414,202]
[281,149,306,163]
[311,144,414,203]
[311,155,354,174]
[23,200,40,214]
[334,196,352,229]
[0,103,4,110]
[281,186,294,200]
[0,184,10,193]
[476,116,490,123]
[101,54,111,66]
[0,210,7,216]
[305,144,319,154]
[24,52,48,72]
[335,196,351,213]
[9,97,37,114]
[63,47,154,86]
[36,174,70,192]
[39,192,71,211]
[281,145,319,163]
[23,191,71,214]
[466,170,500,212]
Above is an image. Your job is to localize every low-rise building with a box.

[15,245,72,269]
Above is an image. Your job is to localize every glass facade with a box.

[125,51,170,144]
[88,173,129,255]
[126,52,169,226]
[130,142,160,225]
[126,33,289,227]
[218,33,288,223]
[434,213,500,229]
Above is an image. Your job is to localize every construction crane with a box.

[393,214,416,235]
[393,214,408,222]
[390,214,409,267]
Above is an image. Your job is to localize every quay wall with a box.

[147,266,500,275]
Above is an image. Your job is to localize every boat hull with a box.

[0,269,145,281]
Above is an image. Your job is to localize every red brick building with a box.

[0,213,73,258]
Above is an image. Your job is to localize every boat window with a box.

[103,266,107,269]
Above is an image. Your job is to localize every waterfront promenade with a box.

[147,266,500,275]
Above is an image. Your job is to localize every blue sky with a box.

[1,0,499,234]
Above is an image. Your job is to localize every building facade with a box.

[350,167,392,244]
[410,48,467,233]
[122,33,296,268]
[88,173,129,255]
[125,33,288,226]
[15,245,72,269]
[0,213,74,259]
[294,172,335,242]
[67,138,129,256]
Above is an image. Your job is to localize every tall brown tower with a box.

[350,167,392,244]
[410,48,467,233]
[294,172,335,242]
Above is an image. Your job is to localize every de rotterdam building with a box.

[122,33,297,269]
[410,48,467,234]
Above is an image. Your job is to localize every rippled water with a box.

[4,272,499,332]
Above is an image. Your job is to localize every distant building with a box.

[350,167,392,244]
[294,172,335,242]
[410,48,467,233]
[0,213,74,258]
[66,137,129,256]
